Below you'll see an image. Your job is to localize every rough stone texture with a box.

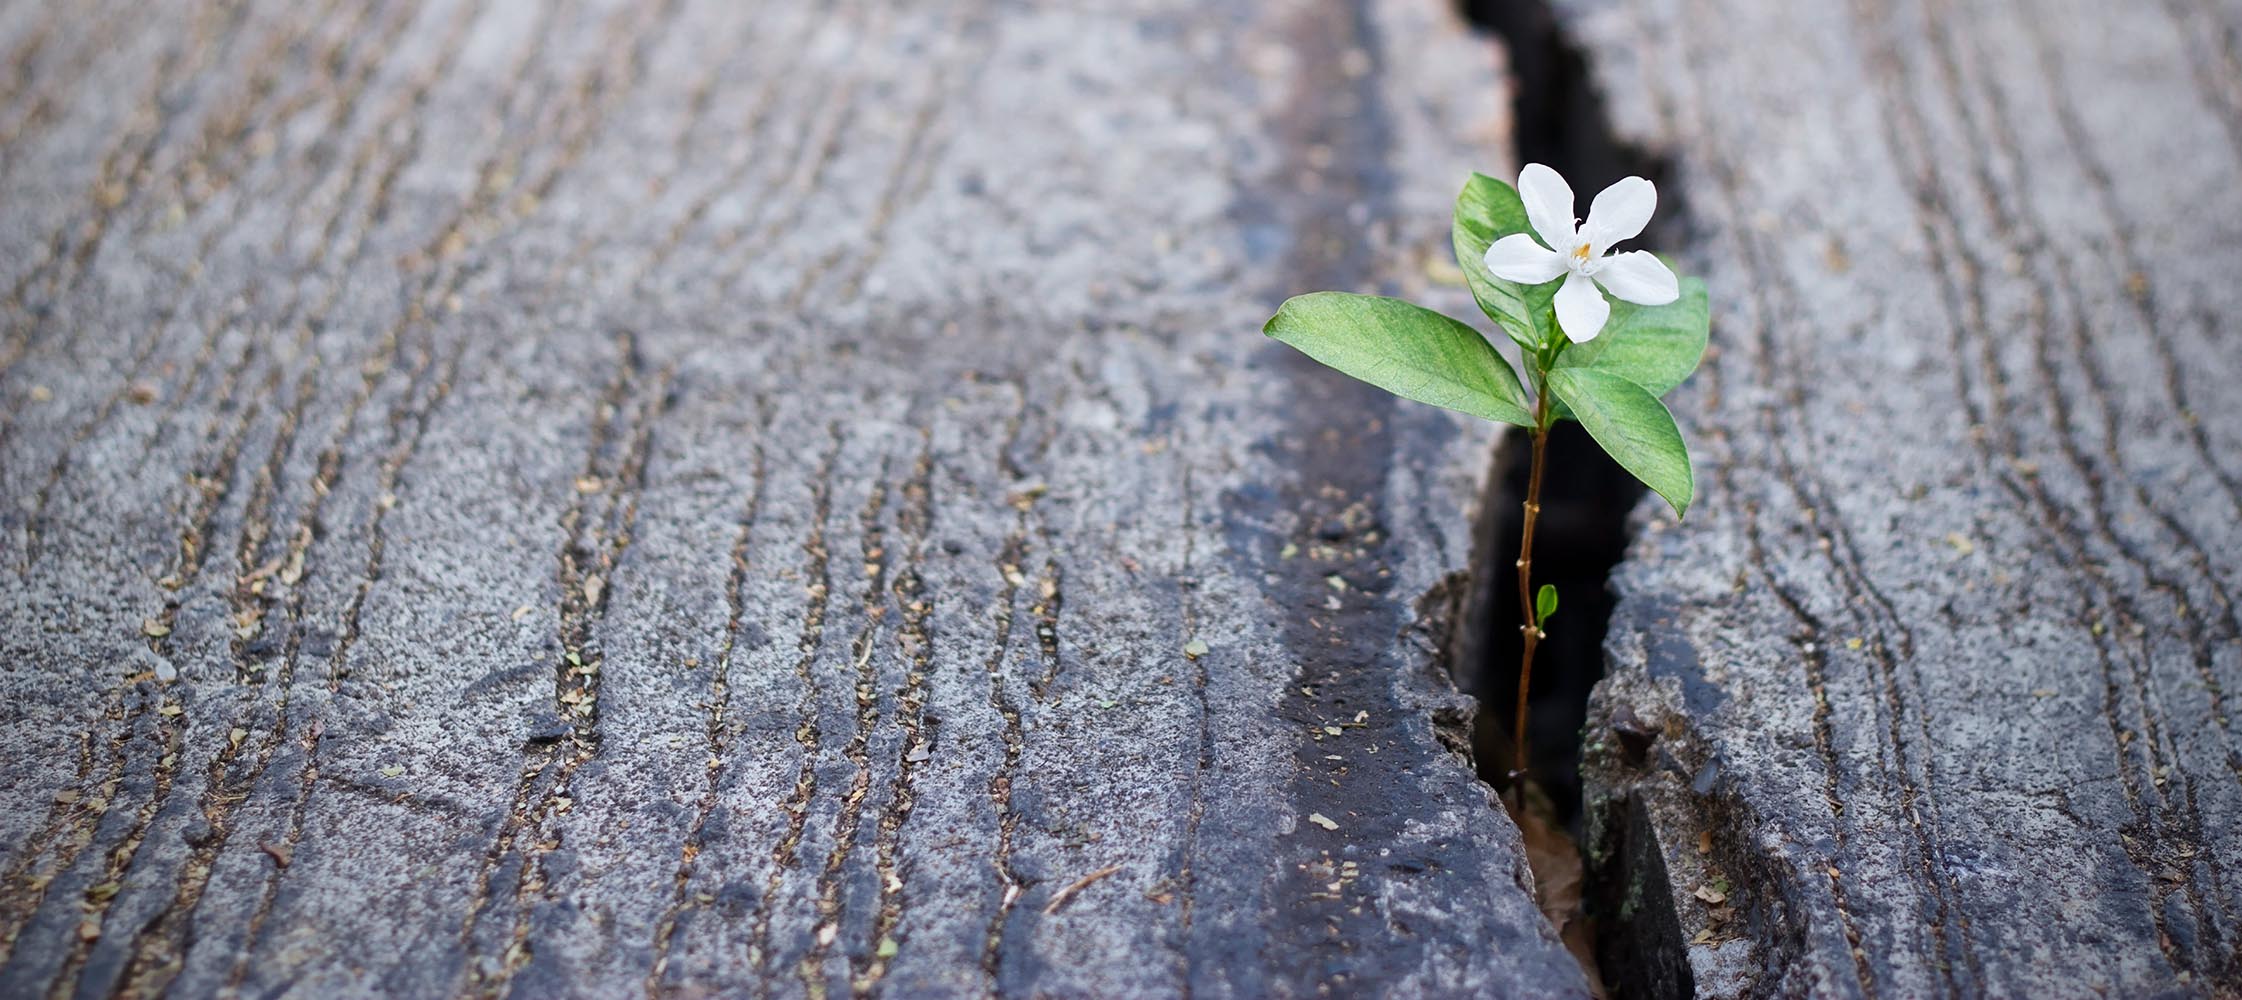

[0,1,1591,997]
[1562,0,2242,996]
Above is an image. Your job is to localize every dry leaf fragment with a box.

[1043,864,1124,914]
[1512,778,1599,994]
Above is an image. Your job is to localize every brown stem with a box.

[1513,401,1551,781]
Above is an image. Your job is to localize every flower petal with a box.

[1517,163,1577,251]
[1483,233,1568,284]
[1580,176,1656,252]
[1593,250,1680,305]
[1554,270,1611,343]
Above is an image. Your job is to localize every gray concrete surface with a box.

[1562,0,2242,995]
[0,0,1591,997]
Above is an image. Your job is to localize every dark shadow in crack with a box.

[1450,1,1699,997]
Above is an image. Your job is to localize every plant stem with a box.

[1513,387,1552,781]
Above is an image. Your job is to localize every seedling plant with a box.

[1264,164,1709,781]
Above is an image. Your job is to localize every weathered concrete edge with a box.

[1230,0,1596,992]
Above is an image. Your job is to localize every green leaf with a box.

[1546,367,1694,517]
[1536,584,1559,623]
[1264,292,1533,427]
[1555,275,1710,397]
[1451,173,1560,351]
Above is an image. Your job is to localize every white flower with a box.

[1482,163,1680,344]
